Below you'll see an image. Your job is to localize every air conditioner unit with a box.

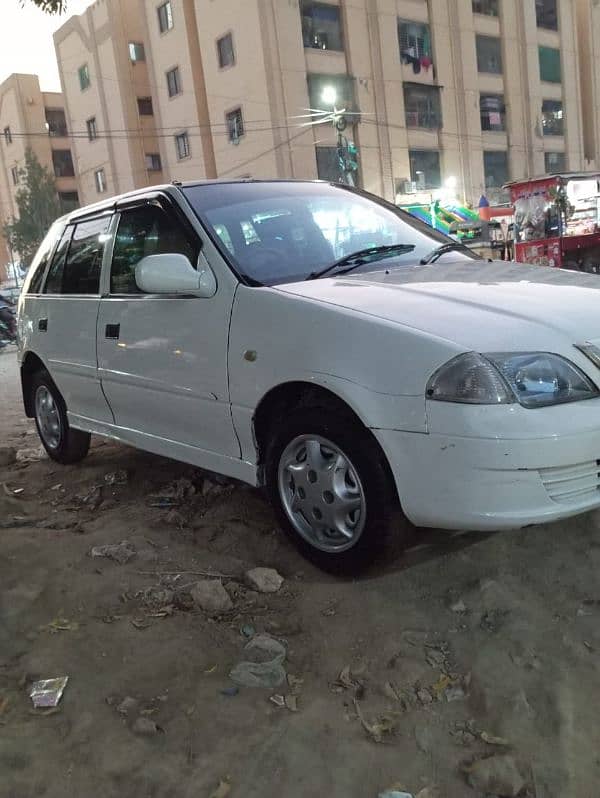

[401,180,418,194]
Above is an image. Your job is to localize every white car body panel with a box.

[16,181,600,535]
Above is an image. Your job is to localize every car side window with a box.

[44,217,110,295]
[63,217,111,295]
[110,203,199,294]
[44,225,74,294]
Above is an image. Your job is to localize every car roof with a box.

[60,179,331,225]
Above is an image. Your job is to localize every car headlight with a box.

[426,352,599,408]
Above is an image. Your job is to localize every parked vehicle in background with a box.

[0,280,21,304]
[15,180,600,571]
[0,294,17,348]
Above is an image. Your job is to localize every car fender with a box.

[228,284,463,465]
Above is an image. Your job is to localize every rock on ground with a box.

[466,754,528,797]
[245,567,284,593]
[190,579,233,615]
[0,446,16,467]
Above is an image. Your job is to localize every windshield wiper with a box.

[307,244,416,280]
[419,242,471,265]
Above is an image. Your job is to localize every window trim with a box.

[78,63,90,91]
[128,41,146,62]
[216,31,236,69]
[538,45,562,84]
[301,1,344,52]
[94,168,107,194]
[166,66,182,98]
[174,131,191,161]
[476,34,503,75]
[145,153,162,172]
[472,0,499,17]
[137,96,154,116]
[225,106,245,143]
[403,83,442,130]
[157,0,174,34]
[86,116,98,142]
[409,148,442,190]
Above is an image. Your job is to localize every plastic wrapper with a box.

[29,676,69,708]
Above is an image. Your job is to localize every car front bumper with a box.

[373,400,600,531]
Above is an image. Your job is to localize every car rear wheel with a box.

[32,370,90,464]
[266,406,404,573]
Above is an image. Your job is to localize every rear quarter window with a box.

[25,223,63,294]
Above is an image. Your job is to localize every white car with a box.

[16,180,600,571]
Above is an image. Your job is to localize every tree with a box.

[22,1,66,13]
[3,148,63,267]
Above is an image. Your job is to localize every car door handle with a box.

[38,318,48,332]
[105,323,120,340]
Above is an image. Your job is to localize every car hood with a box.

[276,259,600,352]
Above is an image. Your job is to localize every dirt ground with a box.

[2,348,600,798]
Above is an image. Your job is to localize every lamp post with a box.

[320,86,358,187]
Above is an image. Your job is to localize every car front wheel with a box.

[32,370,90,464]
[266,406,403,573]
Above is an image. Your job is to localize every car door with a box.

[96,194,240,460]
[39,213,115,425]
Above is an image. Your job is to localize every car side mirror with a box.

[135,253,216,297]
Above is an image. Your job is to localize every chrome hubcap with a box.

[35,385,61,449]
[277,434,366,553]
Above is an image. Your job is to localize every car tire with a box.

[31,370,90,464]
[265,405,405,573]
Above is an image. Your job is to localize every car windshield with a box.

[182,182,479,286]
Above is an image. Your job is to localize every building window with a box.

[137,96,154,116]
[52,149,75,178]
[480,94,506,131]
[157,1,173,33]
[483,150,509,187]
[315,145,340,181]
[307,74,356,113]
[145,153,162,171]
[301,1,343,51]
[78,64,90,91]
[403,84,442,129]
[95,168,107,193]
[59,191,79,214]
[226,108,244,142]
[86,117,97,141]
[217,33,235,68]
[476,35,502,74]
[45,109,67,137]
[409,150,441,190]
[175,131,190,160]
[472,0,499,16]
[536,0,558,30]
[542,100,564,136]
[545,151,566,172]
[539,46,561,83]
[166,67,181,98]
[10,166,18,186]
[3,126,11,145]
[129,42,146,62]
[398,20,432,61]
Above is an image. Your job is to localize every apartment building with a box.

[53,0,594,208]
[0,73,78,280]
[54,0,164,205]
